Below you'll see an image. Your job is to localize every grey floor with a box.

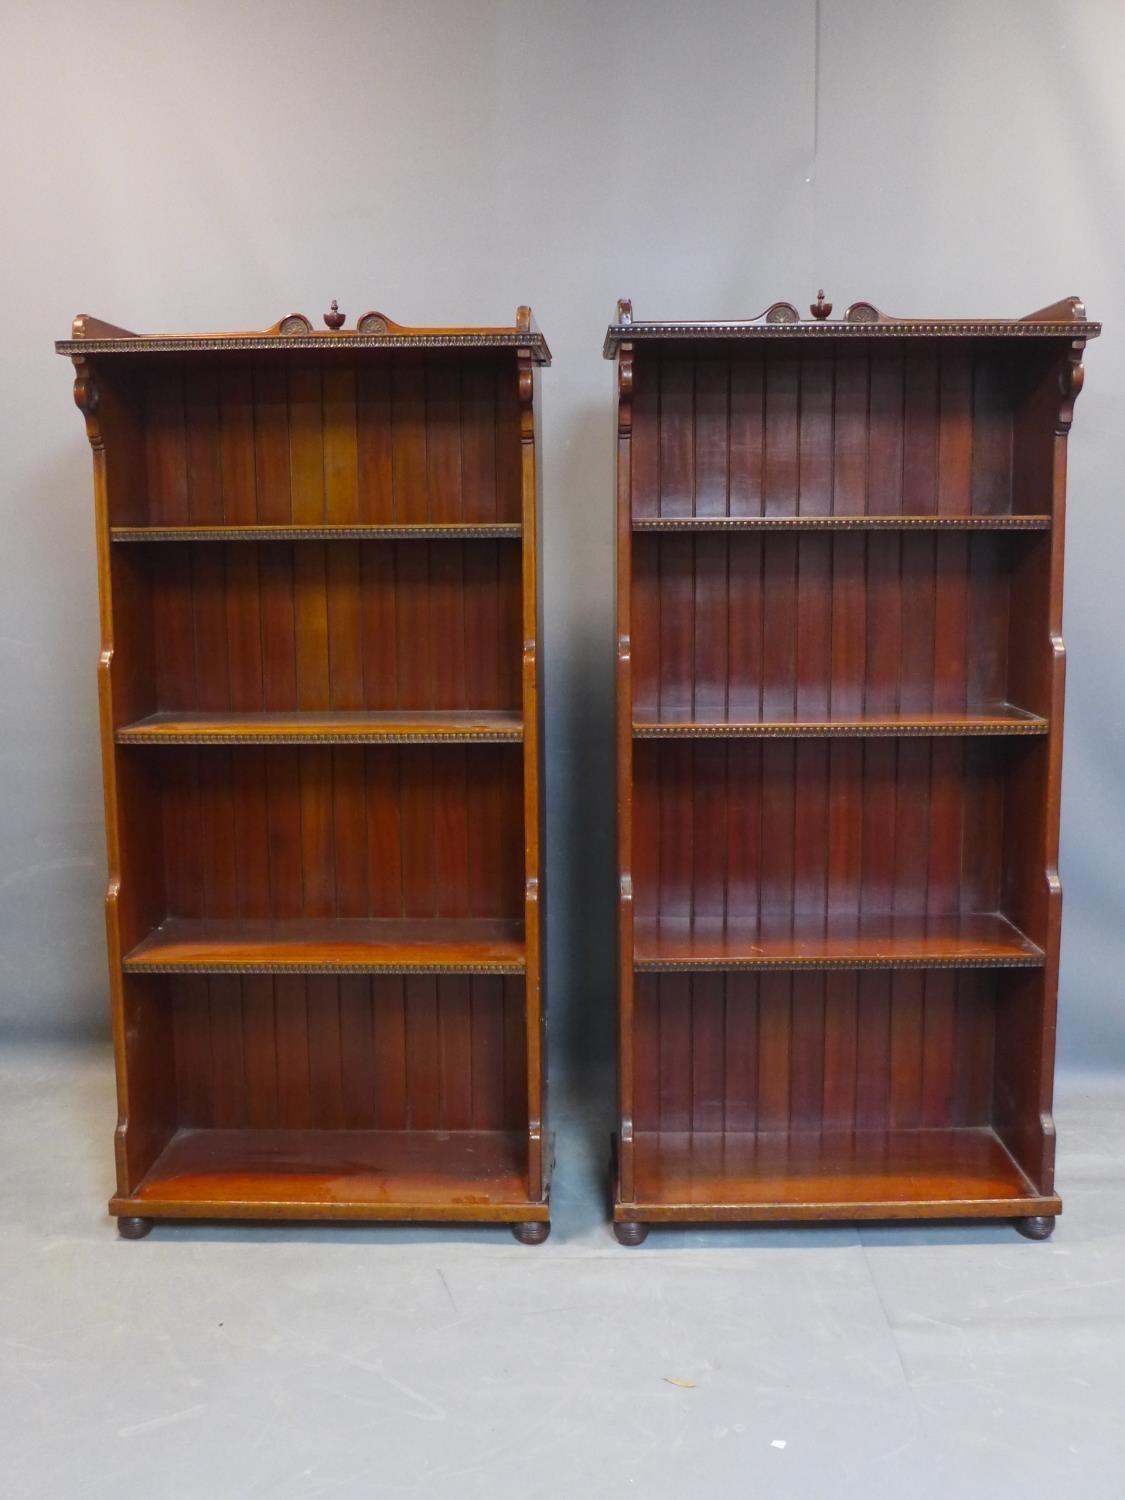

[3,1042,1124,1499]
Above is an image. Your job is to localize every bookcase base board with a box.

[109,1127,550,1228]
[112,1204,551,1226]
[611,1129,1059,1235]
[611,1206,1060,1239]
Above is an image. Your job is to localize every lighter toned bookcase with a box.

[59,302,551,1241]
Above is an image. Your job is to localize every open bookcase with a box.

[59,303,551,1241]
[606,292,1098,1244]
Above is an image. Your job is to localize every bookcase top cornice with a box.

[57,305,551,364]
[603,294,1099,357]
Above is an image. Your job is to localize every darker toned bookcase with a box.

[605,292,1098,1244]
[59,303,551,1242]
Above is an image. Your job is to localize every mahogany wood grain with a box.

[632,531,1038,724]
[112,524,522,540]
[609,297,1096,1236]
[124,917,527,974]
[635,969,999,1135]
[631,515,1050,531]
[62,307,550,1233]
[633,913,1042,970]
[117,709,524,744]
[623,1127,1059,1221]
[633,736,1025,930]
[632,709,1047,737]
[113,1127,545,1221]
[133,743,525,924]
[162,973,524,1130]
[518,351,548,1201]
[615,331,639,1201]
[127,539,521,715]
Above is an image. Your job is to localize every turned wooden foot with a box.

[117,1216,153,1240]
[613,1220,649,1247]
[1015,1214,1055,1241]
[512,1220,550,1245]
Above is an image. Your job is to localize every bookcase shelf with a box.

[632,514,1051,532]
[112,523,522,542]
[123,916,527,975]
[632,912,1043,971]
[117,709,524,745]
[632,707,1047,738]
[608,293,1097,1243]
[60,303,551,1240]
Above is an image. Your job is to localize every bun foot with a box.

[613,1220,649,1247]
[1015,1214,1055,1241]
[512,1220,550,1245]
[117,1216,153,1240]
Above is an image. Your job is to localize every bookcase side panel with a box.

[617,341,641,1201]
[518,352,547,1201]
[75,357,173,1194]
[994,341,1084,1190]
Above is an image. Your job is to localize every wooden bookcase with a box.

[59,303,551,1242]
[606,293,1098,1244]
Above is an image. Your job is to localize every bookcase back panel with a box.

[130,356,521,527]
[633,970,997,1134]
[630,345,1053,519]
[633,738,1015,921]
[166,973,527,1132]
[130,539,521,714]
[146,744,524,921]
[632,530,1027,719]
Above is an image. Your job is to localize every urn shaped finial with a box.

[810,290,832,320]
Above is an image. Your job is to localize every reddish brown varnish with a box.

[606,295,1099,1242]
[59,306,551,1238]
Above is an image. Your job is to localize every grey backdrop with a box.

[3,0,1123,1075]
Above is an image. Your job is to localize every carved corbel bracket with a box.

[517,349,535,443]
[71,356,103,451]
[1057,341,1086,434]
[617,345,634,437]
